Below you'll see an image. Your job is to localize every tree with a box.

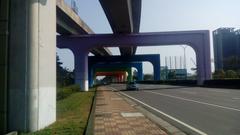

[57,54,74,87]
[237,70,240,78]
[213,70,225,79]
[168,70,176,80]
[144,74,153,80]
[223,56,239,71]
[225,70,238,79]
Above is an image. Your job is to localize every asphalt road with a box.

[109,84,240,135]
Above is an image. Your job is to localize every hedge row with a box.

[204,79,240,89]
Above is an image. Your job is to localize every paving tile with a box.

[94,86,168,135]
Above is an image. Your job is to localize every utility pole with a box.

[180,45,187,70]
[165,56,168,67]
[71,0,78,14]
[175,56,177,69]
[169,56,172,69]
[180,56,183,69]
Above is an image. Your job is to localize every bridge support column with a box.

[127,68,132,82]
[89,69,94,87]
[138,71,143,81]
[137,64,143,81]
[153,57,161,81]
[7,0,56,132]
[120,75,124,82]
[195,39,211,85]
[0,0,9,134]
[123,72,127,82]
[117,75,120,82]
[74,51,89,91]
[90,63,141,86]
[153,66,161,80]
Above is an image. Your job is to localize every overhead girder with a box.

[57,0,111,56]
[99,0,141,55]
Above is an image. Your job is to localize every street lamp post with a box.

[180,45,187,70]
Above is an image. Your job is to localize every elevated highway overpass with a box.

[100,0,141,55]
[1,0,142,133]
[57,0,111,56]
[1,0,212,134]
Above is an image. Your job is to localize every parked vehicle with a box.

[126,81,139,90]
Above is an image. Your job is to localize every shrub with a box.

[213,70,225,79]
[225,70,238,78]
[57,85,80,100]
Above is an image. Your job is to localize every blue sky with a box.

[58,0,240,74]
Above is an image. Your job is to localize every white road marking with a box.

[146,91,240,112]
[180,91,197,95]
[206,89,229,93]
[120,92,207,135]
[232,97,240,100]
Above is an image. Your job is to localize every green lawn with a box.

[21,88,95,135]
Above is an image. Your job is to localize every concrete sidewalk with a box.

[94,86,167,135]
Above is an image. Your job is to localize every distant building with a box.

[160,66,187,80]
[160,66,168,80]
[213,28,240,71]
[71,0,79,14]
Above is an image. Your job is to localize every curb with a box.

[5,132,17,135]
[118,92,186,135]
[84,89,97,135]
[119,91,207,135]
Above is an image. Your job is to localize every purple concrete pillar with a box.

[73,49,89,91]
[57,39,89,91]
[194,33,211,85]
[121,75,124,82]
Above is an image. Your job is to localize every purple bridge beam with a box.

[57,30,211,90]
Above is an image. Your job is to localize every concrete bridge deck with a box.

[57,0,111,56]
[100,0,142,55]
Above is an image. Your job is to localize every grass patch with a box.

[57,85,81,100]
[20,88,96,135]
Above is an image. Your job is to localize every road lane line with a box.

[206,89,229,93]
[232,97,240,100]
[146,91,240,112]
[180,91,197,95]
[120,92,207,135]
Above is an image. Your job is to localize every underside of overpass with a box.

[0,0,212,134]
[57,30,211,90]
[57,0,111,56]
[89,62,143,86]
[100,0,141,55]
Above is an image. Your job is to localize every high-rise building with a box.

[235,29,240,66]
[213,28,240,71]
